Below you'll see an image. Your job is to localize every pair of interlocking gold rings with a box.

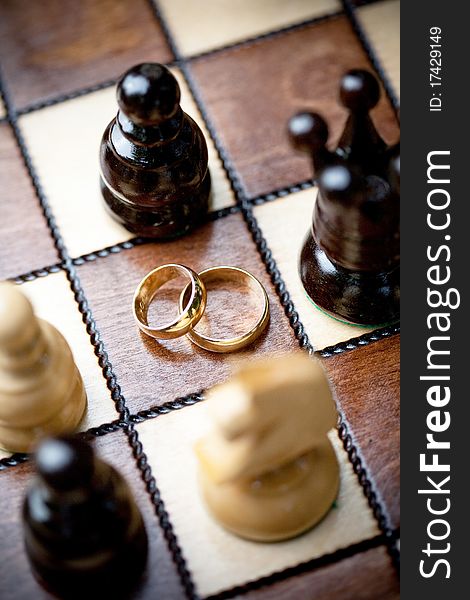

[132,264,270,353]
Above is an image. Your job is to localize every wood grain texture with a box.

[159,0,341,57]
[0,0,173,110]
[321,335,400,529]
[0,124,58,280]
[0,431,186,600]
[190,16,399,198]
[77,213,300,413]
[137,402,379,597]
[233,545,399,600]
[358,0,400,99]
[0,3,400,597]
[20,69,234,258]
[90,433,186,600]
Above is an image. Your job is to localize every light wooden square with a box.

[21,272,117,426]
[160,0,341,57]
[357,0,400,99]
[137,401,379,597]
[0,272,118,460]
[19,68,234,259]
[254,190,376,349]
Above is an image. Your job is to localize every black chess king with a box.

[289,69,400,326]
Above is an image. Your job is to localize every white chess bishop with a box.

[196,353,340,542]
[0,282,87,453]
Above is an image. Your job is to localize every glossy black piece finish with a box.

[289,69,400,325]
[288,112,333,171]
[100,63,211,238]
[23,437,148,599]
[35,437,95,491]
[313,165,399,273]
[117,63,180,126]
[300,231,399,325]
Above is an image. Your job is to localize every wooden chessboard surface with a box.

[0,1,400,598]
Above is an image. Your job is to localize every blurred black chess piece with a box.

[288,69,400,325]
[23,437,148,599]
[100,62,211,238]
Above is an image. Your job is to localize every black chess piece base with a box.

[25,524,148,600]
[299,231,400,326]
[101,169,211,239]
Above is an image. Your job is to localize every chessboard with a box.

[0,1,400,598]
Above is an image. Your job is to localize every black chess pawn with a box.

[100,63,211,238]
[23,437,148,599]
[288,69,399,325]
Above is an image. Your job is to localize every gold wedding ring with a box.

[133,264,206,340]
[179,266,270,353]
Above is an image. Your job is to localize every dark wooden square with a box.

[0,0,173,110]
[0,123,58,280]
[92,432,186,600]
[321,335,400,530]
[190,15,399,198]
[235,546,399,600]
[77,213,299,413]
[0,431,185,600]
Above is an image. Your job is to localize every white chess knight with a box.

[196,353,340,542]
[0,282,87,453]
